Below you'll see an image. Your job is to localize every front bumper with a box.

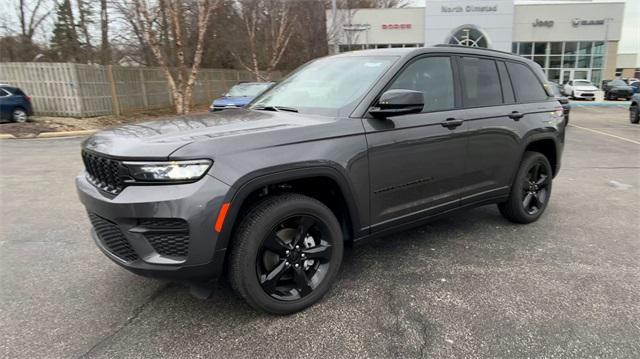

[573,91,595,99]
[76,173,231,282]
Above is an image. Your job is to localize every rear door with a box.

[457,57,522,204]
[363,55,468,230]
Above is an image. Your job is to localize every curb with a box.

[0,129,97,140]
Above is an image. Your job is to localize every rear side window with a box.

[497,61,515,104]
[388,56,454,112]
[506,62,549,102]
[459,57,502,107]
[12,88,25,96]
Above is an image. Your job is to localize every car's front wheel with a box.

[229,193,343,314]
[499,151,553,224]
[630,105,640,124]
[12,107,28,123]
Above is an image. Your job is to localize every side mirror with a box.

[369,89,424,119]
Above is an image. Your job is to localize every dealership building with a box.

[328,0,638,86]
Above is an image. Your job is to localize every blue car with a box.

[210,82,274,111]
[0,85,33,122]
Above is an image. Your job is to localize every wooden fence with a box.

[0,63,280,117]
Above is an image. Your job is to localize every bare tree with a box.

[230,0,298,81]
[133,0,219,114]
[99,0,111,64]
[17,0,51,41]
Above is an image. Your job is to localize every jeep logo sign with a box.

[532,19,554,27]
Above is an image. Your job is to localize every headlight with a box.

[123,159,212,182]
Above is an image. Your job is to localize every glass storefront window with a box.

[577,55,591,68]
[548,56,562,68]
[519,42,532,56]
[549,42,563,54]
[534,42,547,55]
[592,56,603,68]
[533,56,546,68]
[563,56,576,68]
[547,69,561,83]
[578,42,593,55]
[512,43,518,53]
[591,70,602,87]
[593,42,605,54]
[564,42,578,55]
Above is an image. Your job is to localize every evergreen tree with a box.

[50,0,81,62]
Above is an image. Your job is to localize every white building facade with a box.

[328,1,634,86]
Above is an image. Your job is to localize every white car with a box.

[563,80,598,100]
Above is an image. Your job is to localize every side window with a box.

[497,61,515,104]
[0,89,9,97]
[459,57,503,107]
[388,56,454,112]
[506,62,549,102]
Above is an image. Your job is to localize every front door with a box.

[363,56,468,231]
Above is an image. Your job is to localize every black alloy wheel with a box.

[257,215,333,301]
[229,193,343,314]
[499,151,553,224]
[520,162,549,215]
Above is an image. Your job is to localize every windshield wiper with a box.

[253,105,298,113]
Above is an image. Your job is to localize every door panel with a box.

[364,111,468,227]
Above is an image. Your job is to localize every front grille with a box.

[138,218,189,258]
[82,151,126,194]
[88,213,139,262]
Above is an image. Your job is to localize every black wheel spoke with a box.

[293,266,313,297]
[522,192,534,209]
[260,261,289,294]
[302,244,332,262]
[535,174,548,186]
[292,216,315,247]
[263,233,289,255]
[536,189,547,205]
[531,163,540,180]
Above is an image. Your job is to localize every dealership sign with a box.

[382,23,412,30]
[532,19,554,27]
[572,18,606,27]
[441,5,498,13]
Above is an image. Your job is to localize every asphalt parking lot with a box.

[1,106,639,358]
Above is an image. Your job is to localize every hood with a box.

[212,96,253,107]
[573,85,599,91]
[83,109,323,159]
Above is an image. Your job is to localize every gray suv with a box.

[77,46,565,314]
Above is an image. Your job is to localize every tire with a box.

[631,105,640,124]
[229,193,344,314]
[498,151,553,224]
[12,107,28,123]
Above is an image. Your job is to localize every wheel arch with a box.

[522,137,559,177]
[214,166,363,255]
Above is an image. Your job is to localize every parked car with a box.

[630,81,640,94]
[603,79,633,100]
[0,85,33,122]
[630,93,640,124]
[209,82,274,111]
[77,46,565,314]
[563,79,597,100]
[548,82,570,123]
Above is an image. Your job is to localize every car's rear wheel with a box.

[630,105,640,124]
[229,193,343,314]
[12,107,28,123]
[499,151,553,224]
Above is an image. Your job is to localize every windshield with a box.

[250,56,397,116]
[574,80,593,87]
[227,83,272,97]
[608,80,626,86]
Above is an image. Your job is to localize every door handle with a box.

[440,118,464,129]
[508,111,524,120]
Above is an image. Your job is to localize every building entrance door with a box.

[561,69,591,84]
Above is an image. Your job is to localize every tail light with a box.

[26,96,32,102]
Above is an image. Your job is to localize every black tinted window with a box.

[460,57,502,107]
[506,62,548,102]
[389,57,454,112]
[497,61,515,104]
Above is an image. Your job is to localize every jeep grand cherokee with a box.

[77,46,565,314]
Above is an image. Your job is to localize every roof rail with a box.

[433,44,515,56]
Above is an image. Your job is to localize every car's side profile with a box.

[0,85,33,122]
[76,46,565,314]
[563,79,597,100]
